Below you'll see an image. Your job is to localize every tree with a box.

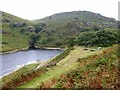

[35,27,42,33]
[34,23,46,33]
[75,28,118,47]
[55,40,62,47]
[29,33,40,49]
[67,37,75,46]
[96,28,118,46]
[76,31,96,46]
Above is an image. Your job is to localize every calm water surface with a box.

[0,49,63,77]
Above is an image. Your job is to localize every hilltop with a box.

[36,11,117,24]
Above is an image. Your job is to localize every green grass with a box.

[17,46,103,88]
[2,31,29,52]
[2,47,72,88]
[51,45,118,88]
[51,47,74,62]
[2,12,34,52]
[1,63,39,85]
[18,63,78,88]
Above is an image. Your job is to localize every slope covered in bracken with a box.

[39,45,119,89]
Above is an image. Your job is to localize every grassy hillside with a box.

[2,45,118,89]
[1,11,118,52]
[50,45,119,89]
[3,46,104,88]
[19,45,118,89]
[1,43,118,89]
[1,11,35,52]
[35,11,117,47]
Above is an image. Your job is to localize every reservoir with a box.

[0,49,63,77]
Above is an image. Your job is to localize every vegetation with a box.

[1,47,73,88]
[2,11,35,52]
[29,33,40,49]
[15,46,104,88]
[75,28,118,47]
[34,11,117,47]
[1,63,39,88]
[2,11,118,52]
[1,11,119,89]
[51,47,74,62]
[39,45,119,89]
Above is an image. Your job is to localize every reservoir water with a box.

[0,49,63,77]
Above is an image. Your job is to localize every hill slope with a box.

[1,11,35,52]
[51,45,119,88]
[35,11,117,47]
[1,11,118,52]
[2,45,118,89]
[17,46,104,88]
[19,45,118,89]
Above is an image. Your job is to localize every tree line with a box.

[28,27,119,48]
[68,28,119,47]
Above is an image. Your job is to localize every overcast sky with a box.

[0,0,119,20]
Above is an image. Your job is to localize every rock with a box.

[98,47,101,50]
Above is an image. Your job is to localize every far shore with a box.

[36,46,65,51]
[1,46,65,55]
[1,47,29,55]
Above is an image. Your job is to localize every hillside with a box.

[40,45,119,89]
[35,11,118,47]
[18,45,119,89]
[1,11,118,52]
[1,10,119,89]
[1,45,119,89]
[1,11,35,52]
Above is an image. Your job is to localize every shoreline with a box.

[0,47,65,79]
[1,46,65,55]
[37,47,65,51]
[0,46,65,78]
[1,47,29,55]
[0,60,47,79]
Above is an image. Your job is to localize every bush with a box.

[75,28,118,47]
[29,33,40,48]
